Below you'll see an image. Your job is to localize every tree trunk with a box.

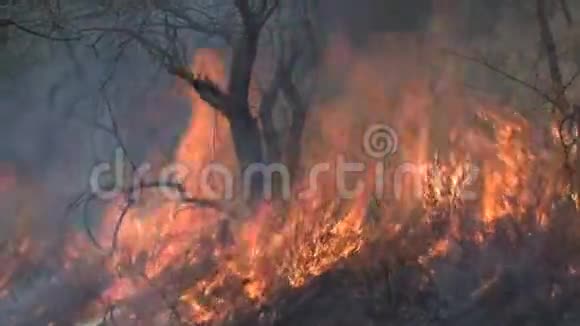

[225,22,265,201]
[283,79,308,183]
[228,109,265,200]
[536,0,579,207]
[172,2,285,201]
[258,69,283,163]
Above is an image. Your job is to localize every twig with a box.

[0,18,80,41]
[537,0,578,189]
[82,193,104,250]
[564,67,580,90]
[444,49,559,109]
[106,180,224,254]
[99,89,137,172]
[80,26,174,66]
[537,0,569,113]
[559,0,573,26]
[167,66,228,114]
[110,198,134,253]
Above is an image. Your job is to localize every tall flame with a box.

[71,39,571,324]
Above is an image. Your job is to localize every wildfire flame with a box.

[3,38,574,325]
[94,41,571,323]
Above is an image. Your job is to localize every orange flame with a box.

[79,39,569,324]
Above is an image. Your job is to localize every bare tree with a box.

[0,0,82,43]
[68,0,321,201]
[257,0,318,181]
[453,0,578,202]
[536,0,579,199]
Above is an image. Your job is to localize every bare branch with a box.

[564,67,580,90]
[81,193,104,250]
[110,198,133,253]
[559,0,573,26]
[81,26,173,63]
[261,0,282,27]
[236,0,280,31]
[445,49,560,109]
[537,0,578,184]
[96,83,138,173]
[127,181,224,210]
[0,18,80,41]
[167,66,229,114]
[154,4,230,41]
[74,178,225,254]
[537,0,569,113]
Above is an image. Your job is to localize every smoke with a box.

[0,1,579,324]
[0,33,192,255]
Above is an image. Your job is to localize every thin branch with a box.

[261,0,282,27]
[106,180,225,253]
[127,181,224,209]
[564,67,580,90]
[70,178,224,253]
[82,193,104,250]
[537,0,569,113]
[100,89,137,171]
[557,111,579,177]
[167,66,229,114]
[537,0,578,186]
[80,26,174,66]
[110,198,133,253]
[0,18,80,41]
[559,0,573,26]
[82,25,225,111]
[155,5,230,41]
[81,26,231,114]
[445,49,559,109]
